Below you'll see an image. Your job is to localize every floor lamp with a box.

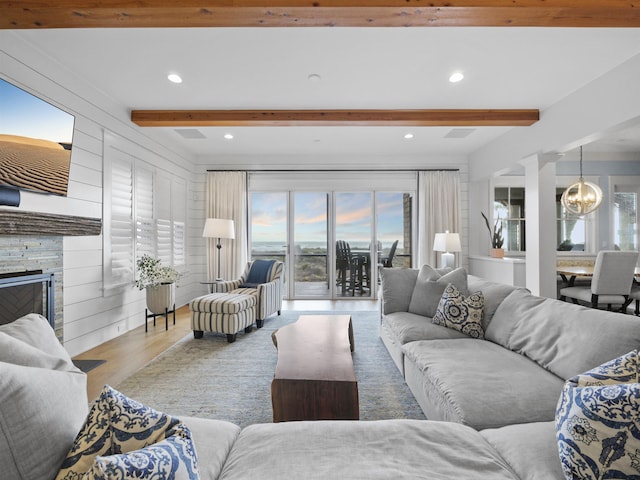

[433,230,461,269]
[203,218,235,281]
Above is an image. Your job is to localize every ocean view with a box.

[251,240,400,253]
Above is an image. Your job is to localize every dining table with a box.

[557,265,640,287]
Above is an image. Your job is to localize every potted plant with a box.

[135,254,181,315]
[481,212,505,258]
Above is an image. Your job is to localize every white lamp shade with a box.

[203,218,235,239]
[433,231,461,253]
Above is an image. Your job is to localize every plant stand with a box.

[144,283,176,332]
[145,305,176,332]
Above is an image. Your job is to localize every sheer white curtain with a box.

[418,171,461,268]
[206,172,248,280]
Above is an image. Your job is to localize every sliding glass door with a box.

[249,192,288,294]
[249,172,415,300]
[335,192,373,298]
[293,192,329,298]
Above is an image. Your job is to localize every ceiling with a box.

[10,26,640,159]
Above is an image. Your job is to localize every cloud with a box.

[252,210,285,227]
[296,212,327,225]
[337,205,371,224]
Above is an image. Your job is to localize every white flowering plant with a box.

[134,254,181,290]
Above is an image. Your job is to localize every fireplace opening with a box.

[0,270,55,328]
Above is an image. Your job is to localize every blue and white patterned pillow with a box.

[555,350,640,480]
[56,385,199,480]
[431,283,484,339]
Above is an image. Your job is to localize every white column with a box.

[523,154,558,298]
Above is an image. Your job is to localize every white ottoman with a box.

[190,292,257,343]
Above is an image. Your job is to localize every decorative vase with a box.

[145,283,175,314]
[490,248,505,258]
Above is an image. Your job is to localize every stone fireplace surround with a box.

[0,209,102,342]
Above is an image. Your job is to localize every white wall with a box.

[1,32,206,356]
[469,53,640,182]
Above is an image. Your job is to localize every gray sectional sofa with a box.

[4,268,640,480]
[379,266,640,430]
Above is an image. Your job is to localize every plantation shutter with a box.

[172,178,187,268]
[135,166,155,260]
[105,154,134,287]
[155,174,172,266]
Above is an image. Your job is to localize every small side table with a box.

[200,281,222,294]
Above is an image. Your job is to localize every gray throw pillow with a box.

[408,267,468,318]
[380,267,419,314]
[0,314,88,480]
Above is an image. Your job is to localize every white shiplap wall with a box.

[1,33,205,356]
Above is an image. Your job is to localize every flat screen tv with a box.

[0,77,75,197]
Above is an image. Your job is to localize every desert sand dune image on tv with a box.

[0,134,71,196]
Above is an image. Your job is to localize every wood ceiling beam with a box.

[130,109,540,127]
[2,1,640,29]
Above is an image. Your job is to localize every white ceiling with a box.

[13,27,640,158]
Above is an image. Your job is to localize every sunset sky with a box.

[250,191,405,250]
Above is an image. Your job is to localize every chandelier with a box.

[560,146,603,216]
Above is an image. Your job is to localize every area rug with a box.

[116,310,426,428]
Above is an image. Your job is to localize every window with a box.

[104,133,187,289]
[492,178,599,254]
[556,187,586,251]
[612,178,639,251]
[493,187,525,252]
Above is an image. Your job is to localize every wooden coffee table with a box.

[271,314,359,422]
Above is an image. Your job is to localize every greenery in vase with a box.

[134,254,181,290]
[481,212,504,249]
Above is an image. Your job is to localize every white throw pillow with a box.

[0,314,88,480]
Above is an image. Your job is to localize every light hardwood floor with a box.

[73,300,379,402]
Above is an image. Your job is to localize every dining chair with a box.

[559,250,639,311]
[629,283,640,316]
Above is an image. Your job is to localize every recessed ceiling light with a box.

[224,133,234,140]
[449,72,464,83]
[308,73,322,82]
[167,73,183,84]
[404,133,414,139]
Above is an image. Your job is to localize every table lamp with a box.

[433,230,461,269]
[203,218,235,281]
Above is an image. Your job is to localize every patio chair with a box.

[560,250,639,311]
[336,240,365,295]
[379,240,398,268]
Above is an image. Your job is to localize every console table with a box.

[271,314,359,422]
